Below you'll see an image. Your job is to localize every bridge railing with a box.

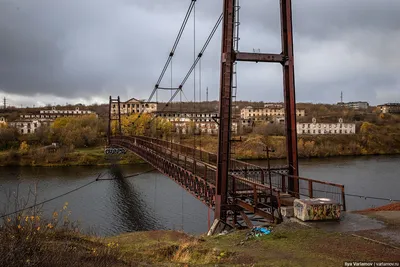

[269,171,346,210]
[119,135,346,210]
[110,135,217,207]
[132,136,276,183]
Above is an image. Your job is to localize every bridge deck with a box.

[109,135,346,225]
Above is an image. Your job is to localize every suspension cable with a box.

[193,2,196,158]
[147,13,223,125]
[131,0,196,127]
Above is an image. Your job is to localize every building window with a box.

[313,130,315,134]
[308,130,310,133]
[21,129,24,134]
[34,123,37,128]
[27,129,31,134]
[318,130,321,134]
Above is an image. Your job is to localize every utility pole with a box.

[3,97,6,109]
[340,91,343,103]
[206,87,209,102]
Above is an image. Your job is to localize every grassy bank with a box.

[179,132,400,160]
[0,146,145,167]
[2,221,399,267]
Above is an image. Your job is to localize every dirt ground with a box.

[106,220,400,267]
[353,203,400,248]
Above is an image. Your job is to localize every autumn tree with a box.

[0,127,19,150]
[51,115,100,148]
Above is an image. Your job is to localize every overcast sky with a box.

[0,0,399,107]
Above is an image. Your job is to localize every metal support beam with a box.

[215,0,235,221]
[235,52,284,63]
[117,96,122,135]
[108,96,112,145]
[280,0,299,196]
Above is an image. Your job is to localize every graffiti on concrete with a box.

[294,198,341,221]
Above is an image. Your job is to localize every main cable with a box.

[147,13,224,125]
[132,0,196,127]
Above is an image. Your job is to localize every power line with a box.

[0,169,156,219]
[0,172,104,219]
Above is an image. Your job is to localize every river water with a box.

[0,155,399,236]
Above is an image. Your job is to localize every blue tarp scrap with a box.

[251,226,272,237]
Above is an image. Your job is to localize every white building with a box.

[377,103,400,114]
[337,101,369,110]
[10,106,97,134]
[112,98,157,115]
[19,106,96,120]
[156,111,237,135]
[0,117,6,127]
[9,119,52,135]
[297,118,356,135]
[241,106,305,120]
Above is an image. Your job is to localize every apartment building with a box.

[10,106,97,134]
[337,101,369,110]
[155,111,237,135]
[9,119,52,134]
[240,106,305,120]
[0,116,6,127]
[377,103,400,114]
[111,98,157,115]
[297,118,356,135]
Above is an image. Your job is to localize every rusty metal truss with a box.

[109,135,346,228]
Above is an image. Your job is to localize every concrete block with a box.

[294,198,341,222]
[207,219,233,236]
[280,206,294,218]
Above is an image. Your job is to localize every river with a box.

[0,155,399,236]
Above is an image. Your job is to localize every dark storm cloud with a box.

[0,0,399,105]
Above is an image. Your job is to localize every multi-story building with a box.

[337,101,369,110]
[297,118,356,135]
[9,119,52,135]
[18,106,95,120]
[10,106,97,134]
[264,103,283,108]
[112,98,157,115]
[155,111,237,135]
[377,103,400,114]
[240,106,305,120]
[0,116,6,127]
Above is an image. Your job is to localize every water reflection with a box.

[109,166,162,233]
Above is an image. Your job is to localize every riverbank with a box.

[1,129,400,166]
[180,133,400,160]
[0,147,145,167]
[1,220,398,267]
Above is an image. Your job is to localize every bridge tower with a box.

[215,0,299,221]
[108,96,122,145]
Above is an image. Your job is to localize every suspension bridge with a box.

[107,0,346,229]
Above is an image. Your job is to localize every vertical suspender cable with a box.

[192,1,196,159]
[199,52,202,154]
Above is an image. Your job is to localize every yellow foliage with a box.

[19,141,29,153]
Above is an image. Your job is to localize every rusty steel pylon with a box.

[215,0,299,221]
[108,96,122,145]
